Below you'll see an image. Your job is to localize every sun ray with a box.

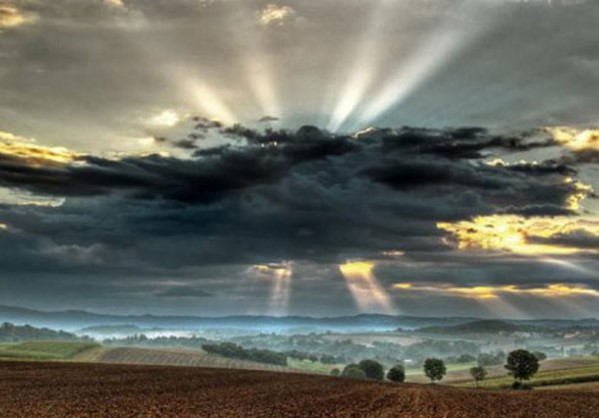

[350,1,491,130]
[227,4,282,122]
[250,262,293,316]
[339,261,395,314]
[326,2,392,132]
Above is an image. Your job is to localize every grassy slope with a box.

[452,357,599,389]
[0,341,100,360]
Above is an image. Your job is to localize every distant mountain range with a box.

[417,320,549,334]
[0,305,597,333]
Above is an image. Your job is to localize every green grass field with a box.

[287,358,342,374]
[454,357,599,389]
[0,341,100,360]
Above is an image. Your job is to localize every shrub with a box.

[330,368,340,377]
[386,365,406,383]
[341,364,367,379]
[358,359,385,380]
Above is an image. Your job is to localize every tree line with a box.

[331,349,542,389]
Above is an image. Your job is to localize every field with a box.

[73,345,294,373]
[450,357,599,389]
[0,361,598,418]
[0,341,100,360]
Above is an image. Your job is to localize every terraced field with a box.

[0,361,598,418]
[450,358,599,389]
[73,346,295,373]
[408,357,599,387]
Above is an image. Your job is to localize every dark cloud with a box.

[529,229,599,250]
[258,116,280,123]
[0,125,587,272]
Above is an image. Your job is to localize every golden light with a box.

[258,4,296,26]
[548,127,599,152]
[564,177,593,211]
[183,78,237,126]
[339,260,395,314]
[0,223,7,231]
[394,283,412,290]
[393,283,599,300]
[149,110,181,127]
[438,215,599,255]
[0,4,34,29]
[104,0,125,9]
[0,139,82,166]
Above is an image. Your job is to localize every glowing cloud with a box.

[0,132,82,165]
[258,4,296,26]
[104,0,125,8]
[0,4,35,29]
[438,215,599,255]
[548,127,599,152]
[393,283,599,300]
[564,177,592,211]
[339,260,395,314]
[149,110,181,128]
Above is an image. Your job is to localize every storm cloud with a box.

[0,0,598,317]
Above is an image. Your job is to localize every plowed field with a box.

[0,361,598,418]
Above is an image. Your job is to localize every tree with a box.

[469,366,487,388]
[341,364,367,379]
[358,359,385,380]
[505,349,539,384]
[330,368,340,377]
[386,365,406,383]
[423,358,446,383]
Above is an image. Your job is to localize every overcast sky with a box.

[0,0,598,318]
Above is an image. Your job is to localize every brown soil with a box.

[0,361,597,418]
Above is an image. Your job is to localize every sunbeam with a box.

[326,2,392,132]
[539,257,599,279]
[250,262,293,316]
[339,261,396,314]
[350,1,491,130]
[228,4,282,121]
[181,76,238,126]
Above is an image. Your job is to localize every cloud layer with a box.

[0,121,596,316]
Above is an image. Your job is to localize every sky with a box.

[0,0,598,318]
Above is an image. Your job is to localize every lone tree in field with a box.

[341,364,367,379]
[423,358,446,383]
[505,349,539,384]
[469,366,487,388]
[358,359,385,380]
[386,365,406,383]
[330,368,340,377]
